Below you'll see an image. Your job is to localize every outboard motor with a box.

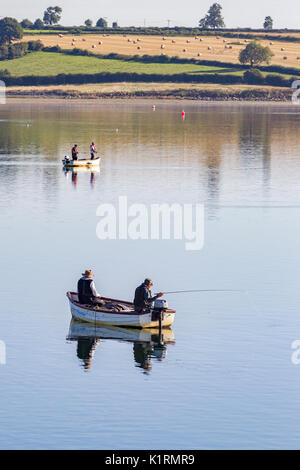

[153,299,168,333]
[154,299,168,311]
[62,156,70,164]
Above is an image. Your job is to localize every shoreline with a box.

[6,83,293,102]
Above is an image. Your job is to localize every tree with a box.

[96,18,108,28]
[0,17,23,45]
[199,3,225,29]
[264,16,273,30]
[33,19,44,29]
[84,19,93,27]
[239,41,274,67]
[43,6,62,26]
[20,19,33,29]
[112,21,118,29]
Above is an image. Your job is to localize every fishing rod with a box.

[160,289,260,314]
[162,289,246,294]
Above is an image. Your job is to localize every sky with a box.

[2,0,300,29]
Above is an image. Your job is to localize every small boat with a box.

[66,291,176,328]
[62,156,101,167]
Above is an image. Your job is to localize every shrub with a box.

[27,40,43,51]
[244,68,265,84]
[265,74,290,87]
[33,19,44,29]
[0,68,11,79]
[8,42,28,59]
[42,45,62,53]
[0,45,9,60]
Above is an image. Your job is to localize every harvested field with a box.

[23,33,300,68]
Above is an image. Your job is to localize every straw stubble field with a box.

[24,33,300,67]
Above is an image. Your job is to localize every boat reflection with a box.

[62,166,100,188]
[66,320,175,373]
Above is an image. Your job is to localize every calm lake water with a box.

[1,99,300,450]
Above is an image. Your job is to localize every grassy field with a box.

[23,33,300,68]
[0,52,245,77]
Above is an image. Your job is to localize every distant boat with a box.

[66,291,176,328]
[62,156,101,167]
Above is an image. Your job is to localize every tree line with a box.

[18,4,275,31]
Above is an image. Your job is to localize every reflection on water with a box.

[62,167,100,189]
[67,320,175,373]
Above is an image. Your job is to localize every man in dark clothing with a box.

[77,269,105,306]
[72,144,79,161]
[134,278,163,313]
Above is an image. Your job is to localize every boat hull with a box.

[62,157,101,167]
[67,292,175,328]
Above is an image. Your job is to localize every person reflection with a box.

[76,338,100,371]
[133,334,167,373]
[90,171,95,188]
[134,343,153,372]
[63,168,97,189]
[71,170,78,187]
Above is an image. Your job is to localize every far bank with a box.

[5,82,293,101]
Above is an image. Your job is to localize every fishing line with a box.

[162,289,261,315]
[163,289,245,294]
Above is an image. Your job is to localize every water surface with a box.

[1,100,300,449]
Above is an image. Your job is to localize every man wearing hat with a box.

[77,269,104,306]
[134,278,163,313]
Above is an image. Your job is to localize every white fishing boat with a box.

[66,291,176,328]
[62,156,101,167]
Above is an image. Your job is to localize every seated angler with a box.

[134,278,163,313]
[77,269,105,306]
